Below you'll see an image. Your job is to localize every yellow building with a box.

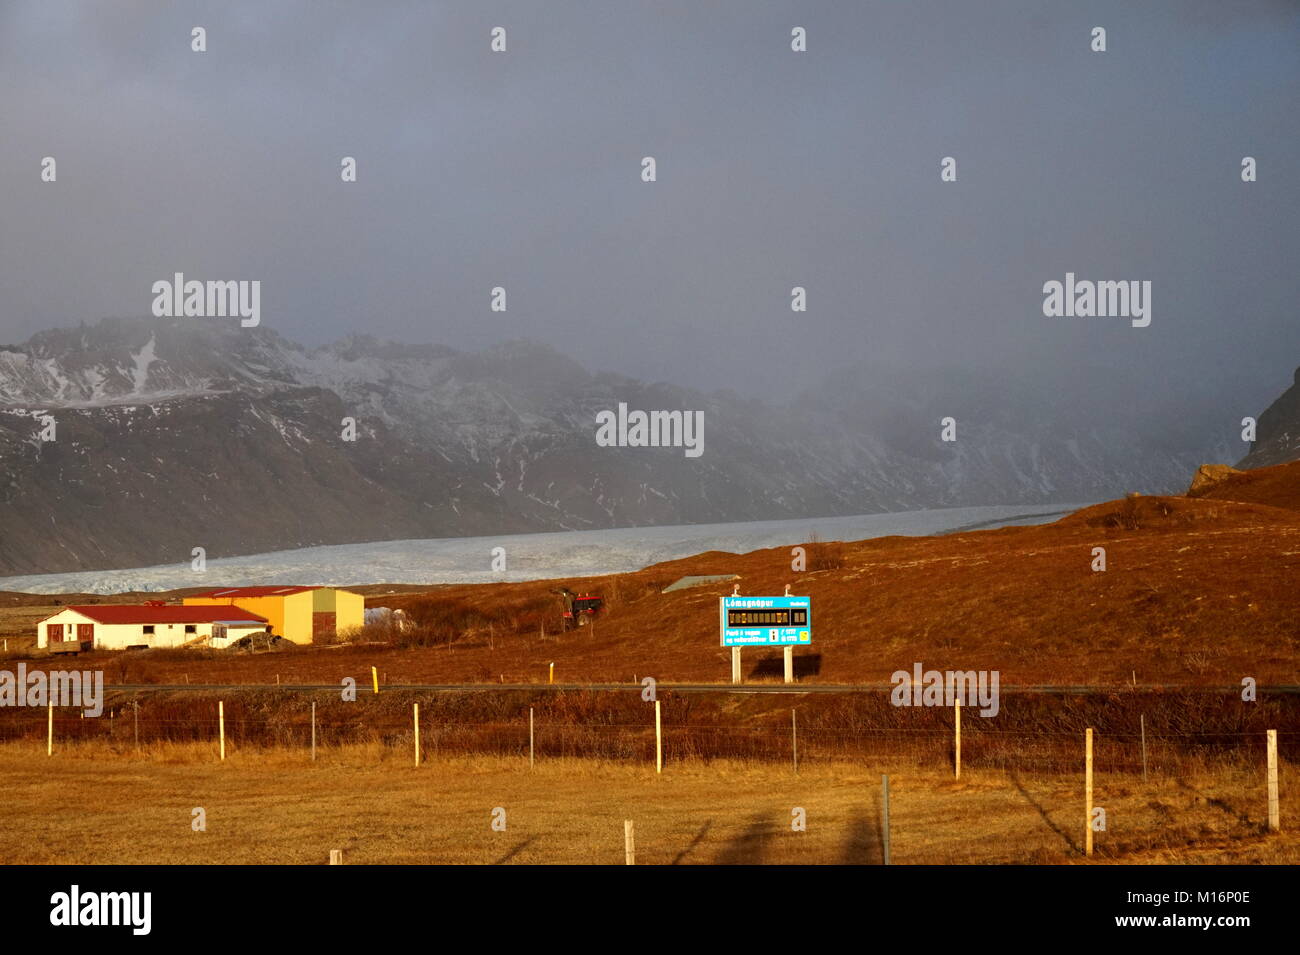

[183,586,363,644]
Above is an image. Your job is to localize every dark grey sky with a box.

[2,1,1298,416]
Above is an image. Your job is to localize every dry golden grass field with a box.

[0,745,1294,865]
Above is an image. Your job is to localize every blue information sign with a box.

[719,595,812,647]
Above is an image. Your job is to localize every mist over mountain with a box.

[0,317,1240,576]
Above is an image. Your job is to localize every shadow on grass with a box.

[842,796,884,864]
[749,653,822,679]
[671,820,713,865]
[1009,769,1079,855]
[1172,776,1258,831]
[492,837,537,864]
[711,813,772,865]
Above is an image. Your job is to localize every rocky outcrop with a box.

[1188,464,1244,496]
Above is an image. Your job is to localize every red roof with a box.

[188,586,320,599]
[59,605,268,625]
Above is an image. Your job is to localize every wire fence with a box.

[2,690,1296,776]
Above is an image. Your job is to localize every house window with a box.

[184,625,196,634]
[143,625,155,636]
[77,624,93,644]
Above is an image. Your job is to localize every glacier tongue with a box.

[0,503,1085,595]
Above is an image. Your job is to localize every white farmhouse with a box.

[36,604,270,652]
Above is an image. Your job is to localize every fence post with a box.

[414,703,421,767]
[371,667,379,695]
[1267,729,1280,832]
[311,701,317,762]
[548,662,554,685]
[1085,727,1094,857]
[954,698,961,779]
[529,707,535,769]
[219,701,226,761]
[655,699,663,774]
[624,820,636,865]
[47,701,53,757]
[134,700,139,753]
[881,774,891,866]
[791,709,798,774]
[329,849,343,865]
[1140,714,1147,782]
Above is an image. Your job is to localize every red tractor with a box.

[552,588,604,631]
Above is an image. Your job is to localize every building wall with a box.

[94,621,216,650]
[183,592,315,644]
[37,611,223,650]
[184,595,283,637]
[308,588,364,635]
[333,590,364,635]
[36,610,97,649]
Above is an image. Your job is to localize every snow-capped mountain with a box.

[0,317,1234,575]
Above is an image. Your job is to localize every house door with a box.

[77,624,94,648]
[46,624,64,645]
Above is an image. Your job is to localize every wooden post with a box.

[783,645,793,684]
[133,701,139,753]
[548,662,554,685]
[1267,729,1280,832]
[329,849,343,865]
[413,703,421,767]
[1085,727,1094,857]
[791,709,798,774]
[881,774,890,866]
[529,707,534,769]
[1140,714,1147,782]
[311,701,317,762]
[954,698,961,779]
[654,699,663,774]
[624,820,635,865]
[46,701,53,757]
[731,646,741,685]
[219,701,226,761]
[371,666,379,695]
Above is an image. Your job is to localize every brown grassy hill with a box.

[9,476,1298,688]
[1187,459,1300,512]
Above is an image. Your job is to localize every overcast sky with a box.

[2,1,1298,419]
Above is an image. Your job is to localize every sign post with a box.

[720,592,811,684]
